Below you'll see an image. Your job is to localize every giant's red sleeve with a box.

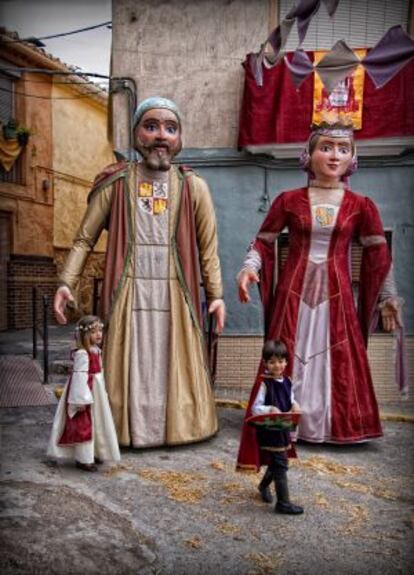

[251,192,288,335]
[357,196,391,345]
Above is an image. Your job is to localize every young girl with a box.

[243,340,303,514]
[47,315,120,471]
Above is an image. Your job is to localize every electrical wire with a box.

[0,66,109,79]
[14,78,108,88]
[5,76,109,89]
[0,84,106,100]
[1,21,112,44]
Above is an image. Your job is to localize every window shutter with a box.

[279,0,410,50]
[0,74,13,124]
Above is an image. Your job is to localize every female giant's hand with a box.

[380,301,399,332]
[238,269,259,303]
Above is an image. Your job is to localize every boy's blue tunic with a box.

[256,375,293,451]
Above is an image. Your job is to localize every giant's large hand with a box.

[380,301,399,332]
[238,269,259,303]
[208,299,226,334]
[54,286,75,325]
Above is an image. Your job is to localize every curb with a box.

[215,399,414,424]
[380,413,414,423]
[215,399,247,410]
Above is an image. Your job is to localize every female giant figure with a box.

[237,121,405,469]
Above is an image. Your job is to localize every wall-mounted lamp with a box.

[42,179,50,192]
[258,190,270,213]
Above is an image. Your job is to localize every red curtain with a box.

[237,52,414,147]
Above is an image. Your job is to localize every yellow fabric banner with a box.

[0,133,22,172]
[312,49,367,130]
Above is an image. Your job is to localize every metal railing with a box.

[93,277,103,315]
[32,286,49,383]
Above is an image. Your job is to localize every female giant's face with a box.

[310,135,353,183]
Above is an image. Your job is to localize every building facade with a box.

[110,0,413,403]
[0,29,114,329]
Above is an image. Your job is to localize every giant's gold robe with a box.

[60,162,223,446]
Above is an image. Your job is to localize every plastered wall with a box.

[52,83,114,252]
[112,0,271,149]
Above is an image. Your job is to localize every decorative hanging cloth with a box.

[0,133,22,172]
[362,25,414,88]
[312,48,366,129]
[251,0,340,86]
[249,0,414,95]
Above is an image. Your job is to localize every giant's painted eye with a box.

[144,122,158,132]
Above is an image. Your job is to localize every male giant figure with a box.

[54,97,225,447]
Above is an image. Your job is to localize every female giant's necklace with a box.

[309,179,345,190]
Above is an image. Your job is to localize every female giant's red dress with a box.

[237,185,392,470]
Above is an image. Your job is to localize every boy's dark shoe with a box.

[275,500,304,514]
[274,474,303,514]
[259,484,273,503]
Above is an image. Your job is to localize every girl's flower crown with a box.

[74,319,104,337]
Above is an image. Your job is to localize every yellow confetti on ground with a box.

[297,455,361,476]
[350,503,369,522]
[215,522,241,535]
[334,479,396,501]
[103,462,136,477]
[210,460,226,471]
[138,469,205,503]
[184,535,203,549]
[223,481,245,492]
[336,502,370,536]
[314,492,329,508]
[245,551,282,574]
[221,483,244,503]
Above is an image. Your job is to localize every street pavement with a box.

[0,327,413,574]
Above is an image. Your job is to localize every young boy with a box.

[251,340,303,514]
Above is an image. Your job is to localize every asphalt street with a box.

[1,403,414,574]
[0,327,413,574]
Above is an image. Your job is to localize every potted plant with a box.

[2,118,18,140]
[16,125,32,146]
[2,118,33,145]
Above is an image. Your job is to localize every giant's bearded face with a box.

[134,108,182,171]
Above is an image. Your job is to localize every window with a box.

[279,0,410,50]
[0,63,24,185]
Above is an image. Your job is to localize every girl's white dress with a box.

[47,346,121,464]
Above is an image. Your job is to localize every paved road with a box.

[1,400,413,575]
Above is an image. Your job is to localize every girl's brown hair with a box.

[75,315,103,352]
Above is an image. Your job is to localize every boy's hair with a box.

[75,315,103,352]
[262,340,288,361]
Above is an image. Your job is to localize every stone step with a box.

[49,359,72,375]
